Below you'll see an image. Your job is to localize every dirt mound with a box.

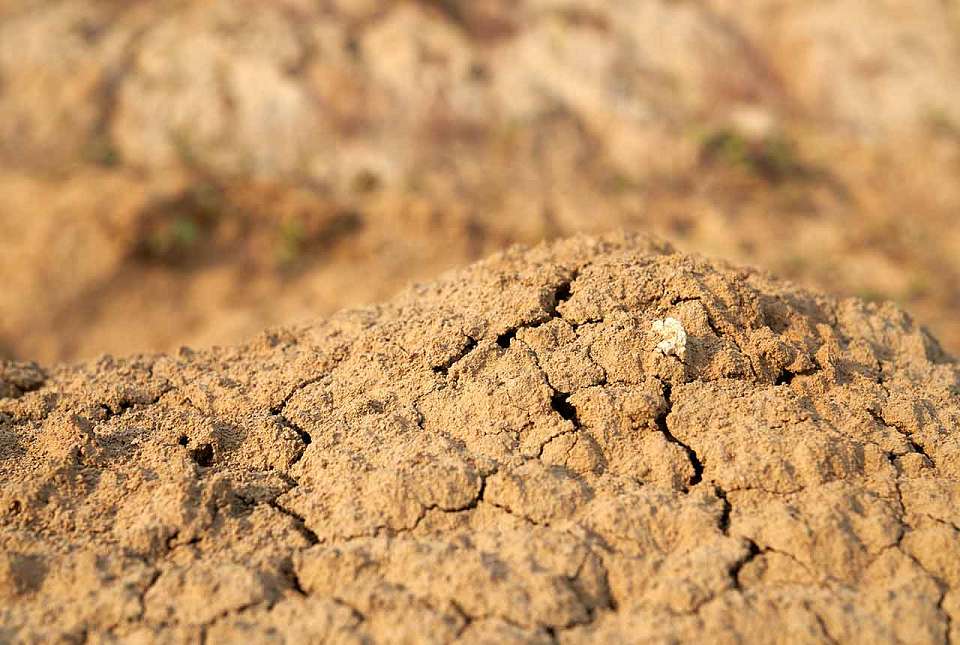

[2,234,959,642]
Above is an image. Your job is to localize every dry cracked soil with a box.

[2,234,960,643]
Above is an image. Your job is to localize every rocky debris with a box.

[651,317,688,359]
[1,233,958,642]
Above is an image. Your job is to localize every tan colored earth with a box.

[1,0,960,363]
[3,235,959,643]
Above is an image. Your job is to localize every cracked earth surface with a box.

[2,233,960,643]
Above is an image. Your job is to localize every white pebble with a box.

[652,317,687,359]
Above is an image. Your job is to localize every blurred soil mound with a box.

[1,0,959,361]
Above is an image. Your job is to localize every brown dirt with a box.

[3,234,959,643]
[2,0,960,363]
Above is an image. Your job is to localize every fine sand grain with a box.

[2,233,959,643]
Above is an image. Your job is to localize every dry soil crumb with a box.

[2,233,959,643]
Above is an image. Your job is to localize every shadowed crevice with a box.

[655,382,704,488]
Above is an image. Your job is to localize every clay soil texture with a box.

[3,235,960,643]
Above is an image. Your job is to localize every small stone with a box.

[652,317,687,359]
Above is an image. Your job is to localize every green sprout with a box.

[699,128,805,183]
[145,216,201,259]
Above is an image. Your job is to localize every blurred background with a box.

[0,0,958,364]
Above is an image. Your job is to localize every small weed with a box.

[274,211,363,270]
[701,129,750,167]
[144,216,201,259]
[136,181,226,265]
[699,128,806,183]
